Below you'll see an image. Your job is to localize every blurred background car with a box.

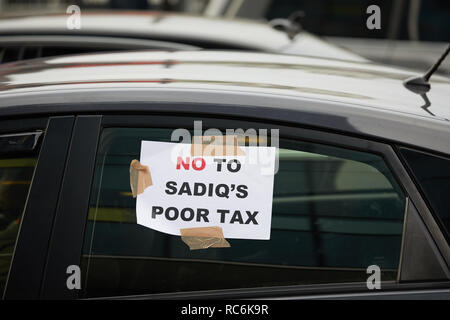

[0,0,449,75]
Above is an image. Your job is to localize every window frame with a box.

[37,112,450,299]
[396,146,450,244]
[1,116,74,300]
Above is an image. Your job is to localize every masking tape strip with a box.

[129,159,153,198]
[180,226,231,250]
[191,135,245,156]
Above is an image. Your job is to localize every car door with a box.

[6,111,449,299]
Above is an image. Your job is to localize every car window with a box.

[82,127,406,298]
[0,132,41,295]
[400,147,450,242]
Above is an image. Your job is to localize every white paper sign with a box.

[136,140,276,240]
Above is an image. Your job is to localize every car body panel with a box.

[0,50,449,155]
[0,50,447,118]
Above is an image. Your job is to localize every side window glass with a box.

[400,147,450,241]
[82,127,406,298]
[0,132,42,295]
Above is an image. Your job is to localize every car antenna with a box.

[269,11,305,40]
[403,43,450,117]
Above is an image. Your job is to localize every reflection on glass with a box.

[83,128,406,298]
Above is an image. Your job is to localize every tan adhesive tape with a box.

[129,159,153,198]
[191,135,245,157]
[180,226,231,250]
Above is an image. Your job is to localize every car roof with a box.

[1,50,449,118]
[1,50,449,155]
[0,11,366,62]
